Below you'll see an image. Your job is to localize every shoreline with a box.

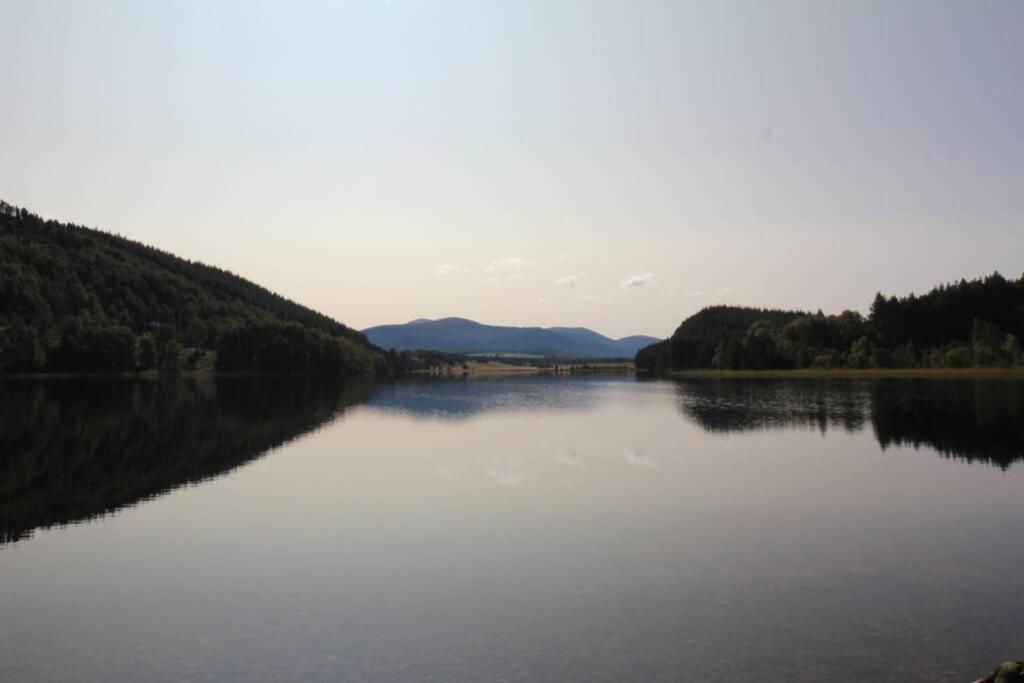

[413,360,637,376]
[0,369,366,381]
[5,366,1024,381]
[664,367,1024,379]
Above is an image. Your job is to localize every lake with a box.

[2,374,1023,682]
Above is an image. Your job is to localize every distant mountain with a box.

[364,318,659,358]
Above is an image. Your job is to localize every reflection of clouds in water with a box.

[485,461,523,486]
[624,448,656,468]
[556,448,584,467]
[434,464,456,480]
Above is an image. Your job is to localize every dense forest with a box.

[0,199,392,374]
[637,272,1024,372]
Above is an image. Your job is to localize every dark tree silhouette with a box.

[0,199,390,375]
[637,273,1024,371]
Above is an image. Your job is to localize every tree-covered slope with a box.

[636,306,804,371]
[637,273,1024,372]
[0,200,382,374]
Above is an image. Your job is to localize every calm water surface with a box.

[2,375,1023,682]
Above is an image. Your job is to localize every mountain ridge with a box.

[364,317,658,358]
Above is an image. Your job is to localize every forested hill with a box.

[635,306,805,371]
[637,273,1024,372]
[0,200,382,374]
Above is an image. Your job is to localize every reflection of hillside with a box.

[0,377,372,544]
[367,375,602,420]
[674,378,870,434]
[870,379,1024,469]
[673,377,1024,469]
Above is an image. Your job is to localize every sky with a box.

[2,1,1022,339]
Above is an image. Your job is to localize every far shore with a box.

[664,367,1024,379]
[416,360,636,376]
[6,365,1024,381]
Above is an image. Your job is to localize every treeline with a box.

[0,199,384,374]
[637,272,1024,371]
[383,348,468,374]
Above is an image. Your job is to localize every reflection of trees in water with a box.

[674,378,870,435]
[0,377,373,545]
[674,377,1024,469]
[6,375,1021,545]
[870,379,1024,469]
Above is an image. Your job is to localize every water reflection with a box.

[4,375,1024,682]
[674,377,1024,468]
[367,375,601,420]
[871,379,1024,468]
[0,377,372,544]
[672,377,869,433]
[4,375,1022,547]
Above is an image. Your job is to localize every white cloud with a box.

[624,448,656,468]
[556,449,584,467]
[483,273,526,284]
[537,297,558,304]
[436,264,467,275]
[553,273,581,288]
[620,272,654,288]
[485,461,523,486]
[485,257,534,273]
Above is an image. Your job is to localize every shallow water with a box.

[2,374,1023,682]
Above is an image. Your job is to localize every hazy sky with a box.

[3,1,1022,338]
